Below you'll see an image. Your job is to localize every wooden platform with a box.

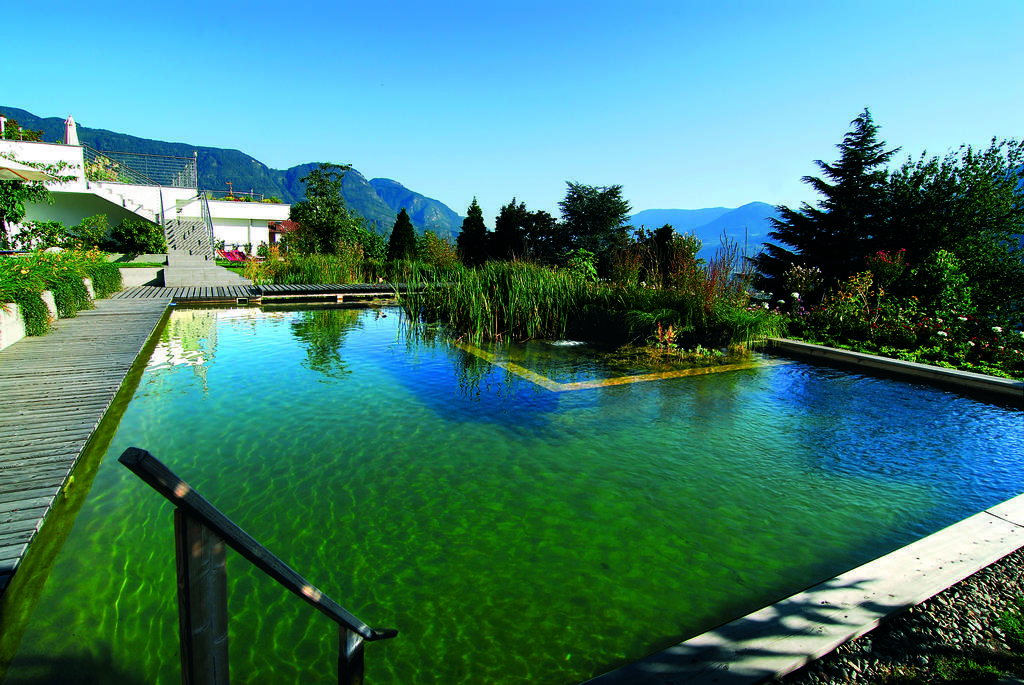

[0,298,171,595]
[112,283,415,304]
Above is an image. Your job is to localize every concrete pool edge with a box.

[766,338,1024,405]
[584,493,1024,685]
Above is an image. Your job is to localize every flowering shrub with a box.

[781,261,1023,379]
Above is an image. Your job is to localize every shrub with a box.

[10,220,70,250]
[565,249,598,283]
[112,218,166,254]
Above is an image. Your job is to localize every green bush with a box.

[10,220,70,250]
[112,218,166,255]
[68,215,110,250]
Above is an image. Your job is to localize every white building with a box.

[0,135,290,254]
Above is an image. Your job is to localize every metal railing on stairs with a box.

[164,193,216,257]
[119,447,397,685]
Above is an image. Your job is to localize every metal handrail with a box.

[119,447,397,684]
[200,194,216,256]
[202,189,266,202]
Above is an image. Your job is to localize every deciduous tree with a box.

[289,163,375,255]
[883,139,1024,315]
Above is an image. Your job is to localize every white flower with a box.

[968,341,975,347]
[937,330,948,338]
[992,326,1003,333]
[936,318,943,324]
[763,302,769,309]
[957,316,967,321]
[791,292,800,300]
[777,300,785,305]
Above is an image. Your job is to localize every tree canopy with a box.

[558,182,632,263]
[288,162,377,255]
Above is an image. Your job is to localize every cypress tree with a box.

[387,208,417,261]
[456,197,488,265]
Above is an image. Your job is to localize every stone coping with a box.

[767,338,1023,405]
[585,493,1024,685]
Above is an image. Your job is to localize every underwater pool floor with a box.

[2,304,1022,685]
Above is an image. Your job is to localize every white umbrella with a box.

[64,115,79,146]
[0,158,57,182]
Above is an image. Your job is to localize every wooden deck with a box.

[0,298,171,595]
[112,283,414,304]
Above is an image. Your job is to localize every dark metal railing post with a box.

[175,509,230,685]
[339,626,365,685]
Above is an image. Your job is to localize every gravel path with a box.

[772,547,1024,684]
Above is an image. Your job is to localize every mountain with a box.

[630,202,779,258]
[0,106,462,239]
[370,178,463,240]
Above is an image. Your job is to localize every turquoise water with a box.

[3,306,1023,685]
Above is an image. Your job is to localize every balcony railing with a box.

[83,145,197,189]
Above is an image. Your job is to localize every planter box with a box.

[0,302,26,351]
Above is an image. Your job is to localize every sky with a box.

[4,0,1022,225]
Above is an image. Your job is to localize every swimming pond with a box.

[3,306,1022,685]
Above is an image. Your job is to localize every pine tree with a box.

[456,197,488,265]
[386,208,417,261]
[753,109,898,295]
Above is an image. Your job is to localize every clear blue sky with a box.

[5,0,1022,225]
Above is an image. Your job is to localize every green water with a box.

[3,306,1023,685]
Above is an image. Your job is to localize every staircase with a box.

[84,181,159,222]
[162,195,251,287]
[163,250,252,287]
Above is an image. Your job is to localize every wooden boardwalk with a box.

[0,298,170,595]
[112,283,414,304]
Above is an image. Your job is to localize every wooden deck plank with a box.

[0,297,167,597]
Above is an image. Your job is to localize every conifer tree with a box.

[753,109,898,295]
[456,197,488,265]
[386,208,417,261]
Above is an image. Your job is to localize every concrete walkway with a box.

[0,298,170,595]
[585,494,1024,684]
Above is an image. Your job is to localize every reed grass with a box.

[404,261,592,342]
[402,245,782,348]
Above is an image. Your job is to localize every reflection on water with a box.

[290,308,363,379]
[3,306,1022,685]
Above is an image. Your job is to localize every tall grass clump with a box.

[404,261,592,342]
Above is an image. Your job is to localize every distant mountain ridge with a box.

[5,106,783,251]
[1,106,462,240]
[631,202,779,258]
